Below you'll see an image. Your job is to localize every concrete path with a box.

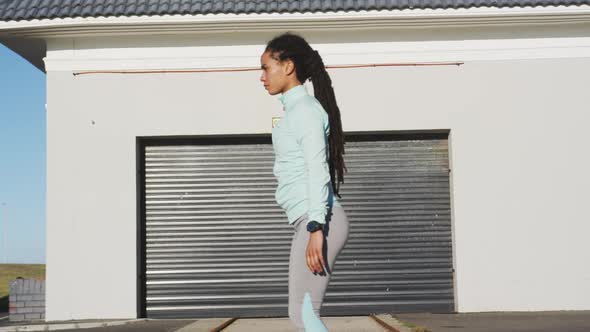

[221,315,404,332]
[0,314,407,332]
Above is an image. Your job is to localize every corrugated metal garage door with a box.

[138,133,454,318]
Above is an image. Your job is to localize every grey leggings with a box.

[288,206,350,332]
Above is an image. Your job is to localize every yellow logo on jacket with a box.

[272,117,282,128]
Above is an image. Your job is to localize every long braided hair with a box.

[265,31,347,199]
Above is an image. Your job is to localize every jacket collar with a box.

[278,84,308,110]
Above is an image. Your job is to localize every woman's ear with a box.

[283,58,296,77]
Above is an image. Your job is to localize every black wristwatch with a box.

[307,220,324,233]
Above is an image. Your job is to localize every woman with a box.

[260,32,349,332]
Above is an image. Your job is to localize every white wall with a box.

[45,23,590,320]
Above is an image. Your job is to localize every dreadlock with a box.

[265,31,347,199]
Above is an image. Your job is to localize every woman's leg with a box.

[288,206,350,331]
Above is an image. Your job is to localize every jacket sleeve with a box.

[288,103,331,225]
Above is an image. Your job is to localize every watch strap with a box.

[306,220,324,232]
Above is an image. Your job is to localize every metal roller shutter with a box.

[138,133,454,318]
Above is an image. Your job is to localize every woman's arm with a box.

[289,105,331,227]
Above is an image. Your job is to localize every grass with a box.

[0,264,45,312]
[411,327,432,332]
[397,317,432,332]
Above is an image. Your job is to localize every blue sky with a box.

[0,43,46,264]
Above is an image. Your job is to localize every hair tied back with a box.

[309,49,325,77]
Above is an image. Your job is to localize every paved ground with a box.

[52,319,195,332]
[2,311,590,331]
[0,317,194,332]
[395,311,590,332]
[0,314,404,332]
[220,316,393,332]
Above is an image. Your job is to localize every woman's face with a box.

[260,50,291,96]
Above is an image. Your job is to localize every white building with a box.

[1,0,589,322]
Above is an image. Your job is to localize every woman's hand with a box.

[306,231,326,274]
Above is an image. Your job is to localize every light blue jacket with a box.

[271,84,341,225]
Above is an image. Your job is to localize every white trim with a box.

[43,27,590,71]
[44,47,590,72]
[2,5,590,38]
